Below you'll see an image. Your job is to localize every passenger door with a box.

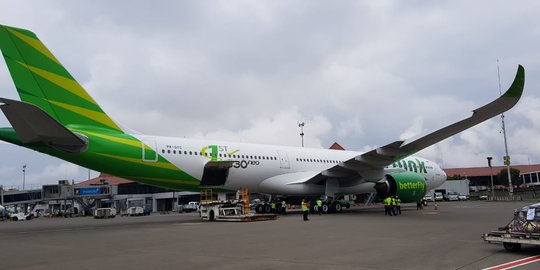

[141,138,158,162]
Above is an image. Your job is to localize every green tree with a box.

[447,174,463,180]
[496,168,520,186]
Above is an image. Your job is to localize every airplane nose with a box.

[437,169,447,186]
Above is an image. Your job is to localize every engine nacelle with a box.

[374,172,427,203]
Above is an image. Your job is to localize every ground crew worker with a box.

[395,196,401,215]
[316,198,323,215]
[301,198,309,221]
[281,200,287,215]
[384,196,393,216]
[271,201,276,213]
[391,196,397,216]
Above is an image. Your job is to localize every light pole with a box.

[298,122,305,147]
[497,61,513,197]
[22,164,27,190]
[487,157,494,200]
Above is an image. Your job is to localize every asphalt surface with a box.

[1,200,539,270]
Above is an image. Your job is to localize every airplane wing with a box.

[308,65,525,184]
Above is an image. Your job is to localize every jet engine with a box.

[374,172,427,202]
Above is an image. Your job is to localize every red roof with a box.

[78,173,134,185]
[329,142,345,150]
[444,164,540,177]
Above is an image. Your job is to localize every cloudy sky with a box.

[0,1,539,189]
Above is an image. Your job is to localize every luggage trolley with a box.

[483,203,540,251]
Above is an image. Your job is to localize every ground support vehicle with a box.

[446,192,459,201]
[9,212,32,221]
[126,206,149,216]
[94,208,117,219]
[200,201,276,222]
[483,203,540,251]
[179,201,199,213]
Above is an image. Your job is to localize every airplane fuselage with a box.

[132,134,447,195]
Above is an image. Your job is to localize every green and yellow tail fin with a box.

[0,25,122,133]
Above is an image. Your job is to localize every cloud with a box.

[192,109,332,148]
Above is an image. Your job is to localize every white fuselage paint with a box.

[134,135,447,195]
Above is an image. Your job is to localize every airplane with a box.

[0,25,525,212]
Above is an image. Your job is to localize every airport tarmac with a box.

[1,200,539,270]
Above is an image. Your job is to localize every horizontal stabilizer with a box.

[0,98,87,153]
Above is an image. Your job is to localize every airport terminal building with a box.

[4,162,540,215]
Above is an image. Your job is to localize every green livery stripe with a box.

[94,153,180,171]
[78,130,142,149]
[49,100,121,131]
[6,27,61,65]
[16,60,97,105]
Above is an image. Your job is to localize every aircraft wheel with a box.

[503,242,521,252]
[322,204,330,214]
[333,202,343,213]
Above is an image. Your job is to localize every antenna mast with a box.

[298,122,305,147]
